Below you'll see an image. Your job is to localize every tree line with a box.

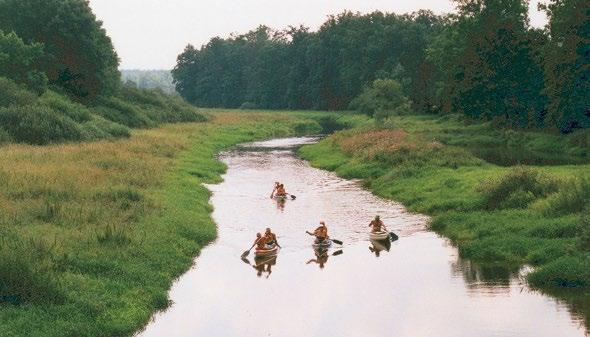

[173,0,589,132]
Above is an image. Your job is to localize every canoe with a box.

[273,195,288,201]
[369,231,390,241]
[312,238,332,249]
[255,244,279,257]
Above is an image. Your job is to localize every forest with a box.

[0,0,206,146]
[173,0,589,132]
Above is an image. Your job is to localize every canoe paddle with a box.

[389,232,399,241]
[287,193,297,200]
[242,244,255,258]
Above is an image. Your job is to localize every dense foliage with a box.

[0,0,120,100]
[0,0,207,146]
[0,30,47,93]
[174,0,589,132]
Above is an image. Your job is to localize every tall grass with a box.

[478,167,559,209]
[0,110,335,336]
[0,235,64,304]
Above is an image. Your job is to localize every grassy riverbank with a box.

[0,110,361,337]
[300,114,590,289]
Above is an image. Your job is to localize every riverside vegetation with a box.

[0,110,361,336]
[299,114,590,326]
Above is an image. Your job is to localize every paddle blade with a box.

[390,232,399,241]
[241,250,250,258]
[331,239,343,245]
[291,195,296,200]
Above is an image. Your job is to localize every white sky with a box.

[88,0,548,70]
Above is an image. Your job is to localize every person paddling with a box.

[276,183,287,197]
[270,181,280,198]
[264,228,281,248]
[252,233,267,250]
[369,215,387,233]
[242,232,272,257]
[309,221,329,244]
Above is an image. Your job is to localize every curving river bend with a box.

[138,137,587,337]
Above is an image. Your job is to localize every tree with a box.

[0,30,47,93]
[449,0,546,127]
[0,0,120,101]
[542,0,590,132]
[350,79,412,120]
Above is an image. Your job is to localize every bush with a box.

[349,79,412,120]
[0,105,84,144]
[528,256,590,288]
[39,90,92,123]
[534,178,590,216]
[0,77,38,108]
[0,126,11,144]
[478,167,559,209]
[94,96,155,128]
[83,115,130,139]
[293,120,322,135]
[316,115,348,133]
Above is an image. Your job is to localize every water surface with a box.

[139,137,588,337]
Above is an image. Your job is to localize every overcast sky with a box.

[88,0,548,70]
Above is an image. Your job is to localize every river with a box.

[138,137,587,337]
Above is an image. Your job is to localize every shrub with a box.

[94,96,155,128]
[527,256,590,288]
[83,115,130,139]
[293,120,322,135]
[39,90,92,123]
[0,126,11,143]
[478,167,559,209]
[0,105,84,144]
[534,178,590,216]
[350,79,412,120]
[0,77,38,108]
[316,115,348,133]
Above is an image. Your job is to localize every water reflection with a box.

[306,248,344,269]
[242,255,278,279]
[275,198,286,211]
[451,256,521,294]
[369,239,392,257]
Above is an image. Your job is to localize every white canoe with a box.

[255,245,279,257]
[273,195,288,201]
[369,231,390,241]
